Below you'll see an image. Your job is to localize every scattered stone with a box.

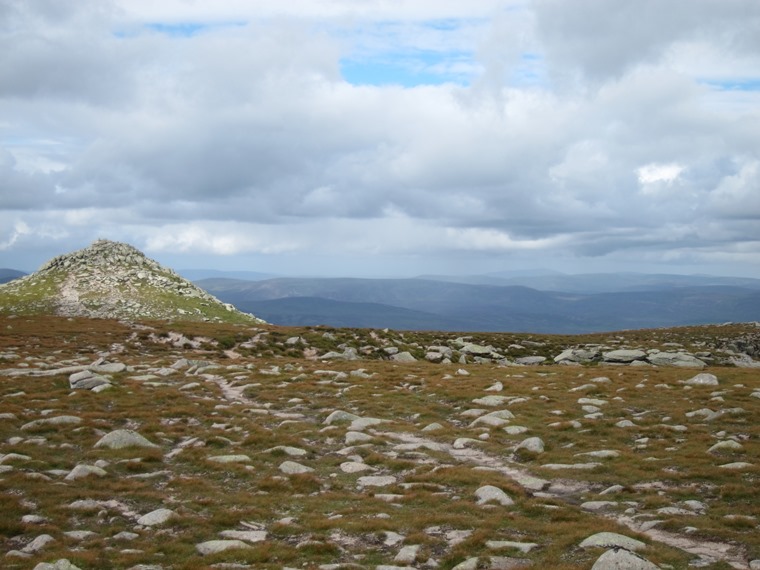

[394,544,420,564]
[358,475,397,488]
[579,532,646,551]
[21,416,82,431]
[207,455,252,464]
[94,430,159,449]
[324,410,361,424]
[345,431,373,445]
[581,501,618,512]
[219,530,268,543]
[266,446,308,457]
[391,351,417,362]
[648,352,706,368]
[684,373,719,386]
[136,508,176,526]
[195,539,253,555]
[340,461,374,474]
[279,461,314,475]
[602,349,647,363]
[473,395,510,407]
[708,440,743,453]
[718,462,753,470]
[590,548,658,570]
[475,485,514,507]
[23,534,55,553]
[33,560,82,570]
[515,437,544,454]
[65,464,107,480]
[486,541,539,553]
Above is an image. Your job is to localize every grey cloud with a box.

[533,0,760,82]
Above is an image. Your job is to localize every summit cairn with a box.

[0,239,264,323]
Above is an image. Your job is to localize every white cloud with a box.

[637,162,685,185]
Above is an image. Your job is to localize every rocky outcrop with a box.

[0,239,264,324]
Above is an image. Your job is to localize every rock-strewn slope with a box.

[1,316,759,569]
[0,240,264,324]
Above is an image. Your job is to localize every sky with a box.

[1,0,760,278]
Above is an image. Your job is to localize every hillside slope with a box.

[0,240,263,324]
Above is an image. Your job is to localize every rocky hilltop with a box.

[0,239,264,324]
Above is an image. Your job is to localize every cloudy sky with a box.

[2,0,760,278]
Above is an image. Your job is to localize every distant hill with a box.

[178,269,277,281]
[0,240,264,324]
[198,276,760,333]
[0,268,25,284]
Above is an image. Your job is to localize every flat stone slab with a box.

[219,530,268,543]
[279,461,314,475]
[358,475,397,488]
[136,508,176,526]
[207,455,252,464]
[580,532,646,551]
[195,539,253,555]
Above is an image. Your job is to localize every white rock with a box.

[394,544,420,564]
[279,461,314,475]
[65,464,107,480]
[345,431,373,444]
[579,532,646,551]
[707,440,743,453]
[323,410,361,424]
[591,548,658,569]
[684,373,719,386]
[207,454,252,464]
[475,485,514,507]
[358,475,397,488]
[136,508,176,526]
[23,534,55,553]
[195,539,253,555]
[472,395,509,407]
[719,462,753,470]
[219,530,268,543]
[33,560,82,570]
[516,437,544,454]
[94,429,159,449]
[340,461,374,474]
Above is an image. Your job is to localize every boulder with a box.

[602,350,647,363]
[579,532,646,551]
[684,373,719,386]
[391,351,417,362]
[64,464,107,480]
[647,352,705,368]
[33,561,82,570]
[475,485,514,507]
[516,437,545,454]
[590,548,658,570]
[94,429,159,449]
[137,508,176,526]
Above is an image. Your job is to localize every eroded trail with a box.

[378,430,749,569]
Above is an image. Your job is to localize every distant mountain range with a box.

[197,274,760,334]
[0,268,25,284]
